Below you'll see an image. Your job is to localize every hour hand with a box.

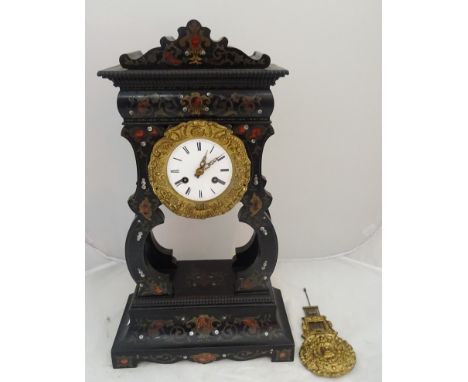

[195,151,208,178]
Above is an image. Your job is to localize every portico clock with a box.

[98,20,293,368]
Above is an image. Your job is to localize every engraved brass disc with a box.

[148,120,250,219]
[299,333,356,377]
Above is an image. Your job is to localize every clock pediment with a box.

[119,19,270,70]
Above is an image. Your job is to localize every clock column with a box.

[121,124,177,297]
[233,123,279,293]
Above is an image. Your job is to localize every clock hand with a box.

[200,150,208,167]
[211,176,226,185]
[174,177,189,186]
[196,152,223,177]
[194,151,208,178]
[203,155,223,171]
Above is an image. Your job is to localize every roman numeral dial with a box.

[148,120,251,219]
[165,138,233,202]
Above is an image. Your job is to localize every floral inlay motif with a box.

[190,315,216,335]
[180,92,210,115]
[138,197,153,220]
[126,92,263,118]
[137,313,275,342]
[119,20,270,69]
[191,353,218,364]
[249,192,263,216]
[242,318,260,333]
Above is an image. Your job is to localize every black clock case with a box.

[98,20,293,368]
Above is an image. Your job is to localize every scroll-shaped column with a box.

[122,124,177,297]
[232,124,278,292]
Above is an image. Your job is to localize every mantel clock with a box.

[98,20,293,368]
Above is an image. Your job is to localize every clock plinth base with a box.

[111,280,294,368]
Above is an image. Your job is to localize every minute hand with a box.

[204,155,222,170]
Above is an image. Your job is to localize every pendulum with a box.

[299,288,356,377]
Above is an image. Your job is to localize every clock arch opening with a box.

[151,203,254,262]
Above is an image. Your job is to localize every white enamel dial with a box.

[166,138,233,202]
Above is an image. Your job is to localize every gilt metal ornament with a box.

[148,120,251,219]
[300,289,356,377]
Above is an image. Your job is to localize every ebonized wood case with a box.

[98,20,293,368]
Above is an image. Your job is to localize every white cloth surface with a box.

[86,258,381,382]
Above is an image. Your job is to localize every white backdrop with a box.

[86,0,381,269]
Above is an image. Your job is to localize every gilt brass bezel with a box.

[148,120,251,219]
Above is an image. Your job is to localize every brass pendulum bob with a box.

[299,288,356,377]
